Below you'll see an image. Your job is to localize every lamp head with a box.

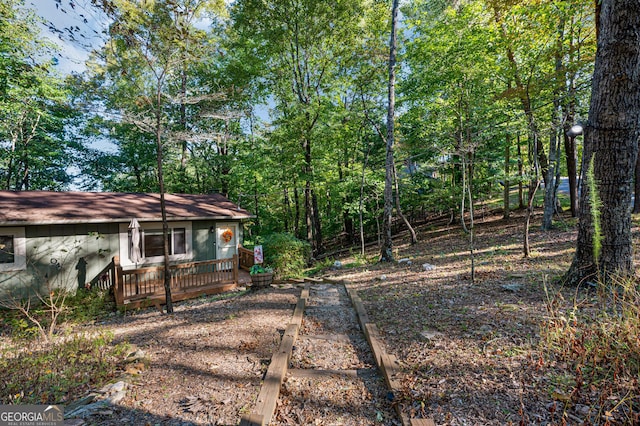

[567,124,583,137]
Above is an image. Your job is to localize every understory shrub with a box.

[259,233,310,278]
[63,288,115,324]
[0,332,129,405]
[540,277,640,424]
[1,287,115,341]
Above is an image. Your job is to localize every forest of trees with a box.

[3,0,635,282]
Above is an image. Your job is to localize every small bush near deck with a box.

[63,288,115,324]
[259,233,311,278]
[1,288,115,340]
[540,277,640,424]
[0,332,129,405]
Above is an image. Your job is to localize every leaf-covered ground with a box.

[325,209,639,425]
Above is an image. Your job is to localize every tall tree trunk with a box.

[219,121,231,198]
[178,66,188,192]
[375,193,382,247]
[466,155,475,283]
[563,25,580,218]
[565,129,580,217]
[564,0,640,285]
[393,162,417,244]
[293,185,300,239]
[542,126,559,230]
[523,180,540,257]
[339,161,355,244]
[302,128,319,257]
[5,133,16,190]
[249,113,261,230]
[359,138,372,256]
[21,153,29,190]
[524,131,541,257]
[305,179,314,255]
[253,177,260,230]
[380,0,399,262]
[312,189,323,255]
[503,134,511,219]
[517,134,525,209]
[460,152,468,234]
[542,19,566,230]
[155,93,173,314]
[283,188,290,232]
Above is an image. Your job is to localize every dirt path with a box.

[272,283,399,425]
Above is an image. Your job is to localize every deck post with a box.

[112,256,124,306]
[233,254,239,284]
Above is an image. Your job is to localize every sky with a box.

[33,0,216,74]
[31,0,107,74]
[32,0,270,129]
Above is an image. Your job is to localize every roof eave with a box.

[0,214,255,227]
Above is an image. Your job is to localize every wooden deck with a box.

[109,254,254,309]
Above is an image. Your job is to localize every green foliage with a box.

[249,264,273,275]
[0,0,80,190]
[2,315,40,340]
[0,332,128,405]
[0,290,106,342]
[303,257,336,276]
[62,289,115,324]
[259,233,311,278]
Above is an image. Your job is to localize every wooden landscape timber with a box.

[240,285,309,426]
[242,279,435,425]
[346,282,436,426]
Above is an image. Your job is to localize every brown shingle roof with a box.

[0,191,254,225]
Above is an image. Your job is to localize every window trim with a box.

[119,221,192,268]
[0,227,26,272]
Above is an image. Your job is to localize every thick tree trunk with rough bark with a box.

[564,0,640,285]
[565,129,579,217]
[634,153,640,214]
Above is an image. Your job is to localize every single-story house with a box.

[0,191,254,303]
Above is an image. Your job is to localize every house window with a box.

[0,227,26,272]
[142,228,187,257]
[120,221,191,267]
[0,235,15,264]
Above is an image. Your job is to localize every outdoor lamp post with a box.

[567,124,584,217]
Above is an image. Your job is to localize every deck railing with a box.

[89,261,116,290]
[238,246,255,271]
[112,255,239,306]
